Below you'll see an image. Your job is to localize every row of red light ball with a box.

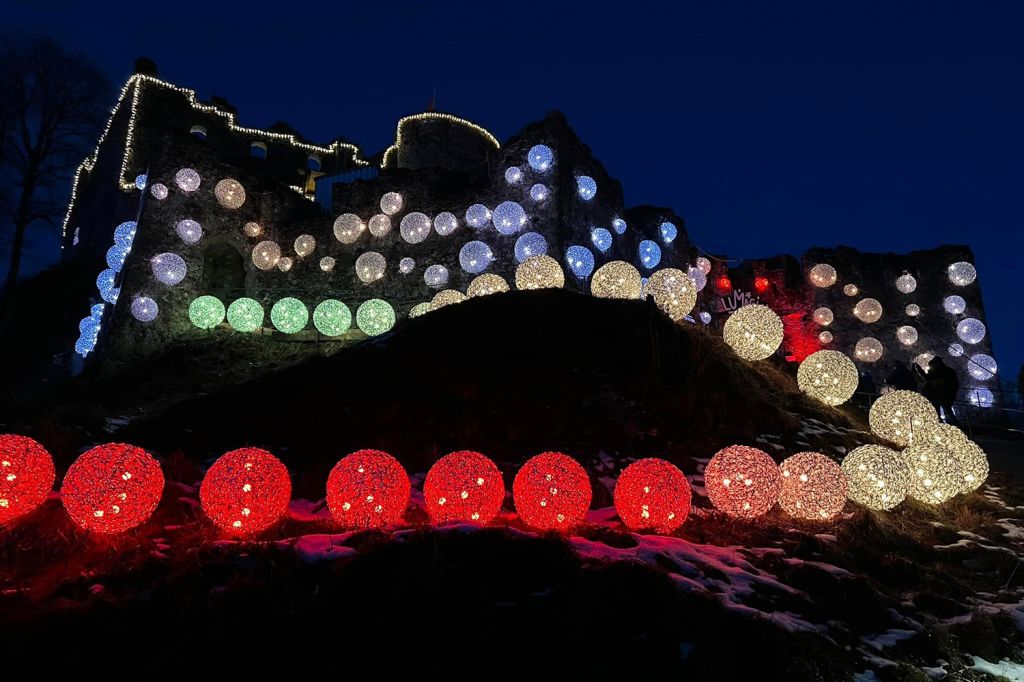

[0,434,846,536]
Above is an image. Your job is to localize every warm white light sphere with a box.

[868,389,937,446]
[896,325,918,346]
[957,318,986,344]
[294,234,316,257]
[722,304,784,361]
[797,350,858,406]
[400,212,432,244]
[355,252,387,283]
[842,444,910,511]
[808,264,837,288]
[813,307,834,326]
[380,192,403,216]
[214,179,246,209]
[515,255,564,290]
[948,261,977,286]
[591,261,642,299]
[334,214,365,244]
[853,298,883,323]
[368,214,391,237]
[854,337,884,363]
[895,273,917,293]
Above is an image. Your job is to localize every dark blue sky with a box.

[7,1,1023,383]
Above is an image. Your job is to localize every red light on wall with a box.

[716,276,732,292]
[754,277,770,293]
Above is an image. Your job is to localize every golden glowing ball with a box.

[643,268,697,321]
[842,444,910,511]
[896,325,918,346]
[956,440,989,493]
[854,337,884,363]
[214,179,246,209]
[797,350,859,406]
[868,390,937,446]
[294,234,316,257]
[242,222,263,238]
[722,304,784,361]
[915,422,969,451]
[251,241,281,271]
[409,302,431,318]
[900,444,964,505]
[853,298,883,323]
[515,255,565,290]
[808,264,837,288]
[467,273,509,297]
[430,289,468,311]
[779,452,848,520]
[813,307,834,326]
[918,424,989,494]
[591,261,642,299]
[844,284,859,296]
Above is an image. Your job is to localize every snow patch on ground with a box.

[861,628,916,651]
[278,534,359,564]
[972,657,1024,681]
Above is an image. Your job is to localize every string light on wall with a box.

[61,443,164,533]
[854,337,884,362]
[528,144,554,172]
[895,273,917,293]
[841,444,909,511]
[813,307,834,326]
[638,240,661,269]
[380,192,403,216]
[896,326,918,346]
[0,434,55,524]
[326,450,410,529]
[956,318,986,344]
[150,183,168,200]
[505,166,523,184]
[175,219,203,244]
[905,304,920,317]
[591,227,612,253]
[613,458,691,533]
[516,255,564,290]
[465,204,491,229]
[356,299,395,336]
[778,452,847,520]
[808,264,837,288]
[948,261,977,286]
[226,298,264,332]
[968,353,997,380]
[797,350,858,406]
[659,222,678,244]
[704,445,782,519]
[430,289,468,310]
[381,113,499,168]
[900,445,963,505]
[612,217,627,235]
[844,284,859,296]
[277,256,294,272]
[130,296,158,323]
[189,296,225,329]
[513,452,592,532]
[151,252,187,285]
[576,175,597,200]
[356,252,387,283]
[424,264,449,288]
[566,245,595,278]
[214,179,246,209]
[722,304,784,361]
[200,448,291,536]
[459,240,493,274]
[514,232,548,263]
[644,268,697,321]
[175,168,201,193]
[492,201,527,235]
[819,331,833,344]
[320,256,336,272]
[868,389,936,446]
[399,257,415,274]
[434,212,458,236]
[334,214,365,244]
[853,298,883,323]
[243,222,263,238]
[271,297,309,334]
[252,241,282,270]
[467,273,509,297]
[313,299,352,336]
[424,451,505,524]
[368,214,391,238]
[943,295,966,315]
[591,261,642,299]
[400,212,432,244]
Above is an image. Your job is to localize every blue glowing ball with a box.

[638,240,661,269]
[74,335,96,357]
[660,222,678,244]
[566,246,595,278]
[134,174,148,190]
[515,232,548,263]
[459,240,493,274]
[113,221,137,247]
[492,201,527,236]
[96,269,117,295]
[528,144,554,172]
[612,218,627,234]
[106,244,128,272]
[90,304,105,318]
[465,204,491,229]
[576,176,597,201]
[591,227,613,253]
[529,183,549,202]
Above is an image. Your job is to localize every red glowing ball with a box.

[200,447,292,536]
[613,458,691,533]
[704,445,781,519]
[423,451,505,524]
[326,449,410,529]
[61,443,164,534]
[0,434,55,524]
[716,276,732,292]
[754,276,770,293]
[513,452,592,531]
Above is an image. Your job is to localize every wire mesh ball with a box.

[854,337,884,363]
[514,232,548,263]
[355,251,387,283]
[914,352,936,372]
[313,299,352,336]
[900,444,964,505]
[723,304,784,361]
[841,444,909,510]
[813,307,834,326]
[189,296,225,329]
[956,318,986,344]
[356,299,395,336]
[175,219,203,244]
[659,222,678,244]
[778,452,848,520]
[0,434,55,524]
[843,284,859,296]
[967,353,997,380]
[242,221,263,238]
[459,240,493,274]
[333,214,365,244]
[948,261,977,286]
[943,295,966,315]
[399,257,415,274]
[905,304,920,317]
[214,179,246,209]
[465,204,491,229]
[327,450,410,529]
[200,448,291,536]
[527,144,554,172]
[808,264,837,288]
[868,389,937,446]
[492,201,527,235]
[251,241,282,271]
[955,439,989,493]
[513,452,592,532]
[819,331,833,344]
[565,245,596,278]
[277,256,294,273]
[895,273,917,293]
[409,302,431,318]
[948,342,964,357]
[151,252,187,285]
[380,192,403,216]
[430,289,467,311]
[131,296,158,323]
[270,297,308,334]
[591,261,642,299]
[61,443,164,533]
[797,350,858,406]
[294,234,316,257]
[515,255,565,290]
[424,451,505,524]
[320,256,336,272]
[400,212,432,244]
[967,386,995,408]
[705,445,782,519]
[529,183,549,202]
[638,240,662,269]
[174,168,201,193]
[366,214,390,238]
[687,265,707,292]
[424,264,449,288]
[226,298,264,332]
[504,166,523,184]
[644,268,698,321]
[430,211,458,236]
[853,298,883,323]
[150,183,168,200]
[467,273,509,297]
[576,175,597,201]
[591,227,613,253]
[613,458,691,533]
[896,325,918,346]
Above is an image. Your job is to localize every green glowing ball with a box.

[313,299,352,337]
[226,297,264,332]
[271,297,309,334]
[189,295,225,329]
[409,302,431,318]
[356,299,395,336]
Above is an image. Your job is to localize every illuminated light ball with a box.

[326,450,410,529]
[174,168,201,193]
[277,256,293,272]
[131,296,158,323]
[199,448,291,536]
[96,269,116,295]
[611,217,627,235]
[645,268,697,321]
[948,261,977,286]
[356,299,395,336]
[723,304,785,361]
[113,221,137,247]
[399,257,415,274]
[504,166,523,184]
[430,289,468,311]
[459,240,493,274]
[61,443,164,533]
[252,240,281,270]
[699,311,712,324]
[808,264,837,288]
[409,302,431,318]
[716,276,733,292]
[943,295,966,315]
[853,298,883,323]
[106,244,128,271]
[527,144,554,172]
[333,213,365,244]
[355,251,387,283]
[843,284,859,296]
[380,191,403,216]
[0,434,55,524]
[694,257,710,275]
[591,260,642,299]
[400,212,432,244]
[895,273,917,293]
[613,458,690,533]
[813,307,834,326]
[320,256,336,272]
[819,331,833,344]
[514,231,548,263]
[175,219,203,244]
[916,422,969,451]
[294,234,316,257]
[896,325,918,346]
[957,318,986,344]
[226,297,264,332]
[189,296,225,329]
[914,351,936,372]
[101,285,120,305]
[434,211,458,236]
[242,221,263,238]
[854,337,884,363]
[529,183,549,202]
[513,452,592,531]
[565,245,596,278]
[640,277,648,293]
[424,451,505,524]
[516,255,565,290]
[967,387,995,408]
[465,204,491,229]
[660,222,678,244]
[638,240,661,269]
[778,452,847,520]
[424,264,449,288]
[313,299,352,336]
[467,273,509,297]
[869,389,937,446]
[492,201,527,236]
[270,297,308,334]
[905,304,920,317]
[841,445,909,511]
[368,214,391,237]
[134,174,148,190]
[150,182,168,200]
[705,445,781,519]
[151,252,187,285]
[576,175,597,200]
[754,276,770,294]
[214,178,246,209]
[956,440,989,492]
[591,227,613,253]
[797,350,859,406]
[968,353,997,380]
[900,444,964,505]
[948,342,964,357]
[687,265,707,292]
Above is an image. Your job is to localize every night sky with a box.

[6,1,1023,384]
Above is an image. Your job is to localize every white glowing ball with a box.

[842,444,910,511]
[400,212,432,244]
[797,350,858,406]
[243,222,263,238]
[459,241,493,274]
[948,343,964,357]
[252,241,281,271]
[294,234,316,257]
[424,264,449,288]
[943,295,966,315]
[150,183,168,200]
[700,311,712,324]
[151,253,187,285]
[515,232,548,263]
[853,298,883,323]
[528,144,554,172]
[895,273,917,293]
[380,192,403,216]
[687,266,707,292]
[644,268,697,321]
[131,296,158,323]
[869,390,937,446]
[174,168,201,193]
[465,204,491,229]
[467,274,509,297]
[333,214,365,244]
[434,212,458,236]
[505,166,523,184]
[957,318,986,344]
[901,444,964,505]
[854,337,884,363]
[896,326,918,346]
[492,201,527,236]
[696,257,711,275]
[515,255,565,290]
[968,353,997,380]
[843,284,859,296]
[529,183,549,202]
[591,261,642,299]
[215,179,246,209]
[399,257,416,274]
[808,264,837,288]
[813,307,833,326]
[723,304,785,361]
[368,214,391,237]
[320,257,336,272]
[914,351,935,371]
[905,304,920,317]
[576,176,597,200]
[948,261,976,286]
[356,252,386,283]
[430,289,467,311]
[278,256,294,272]
[819,331,833,344]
